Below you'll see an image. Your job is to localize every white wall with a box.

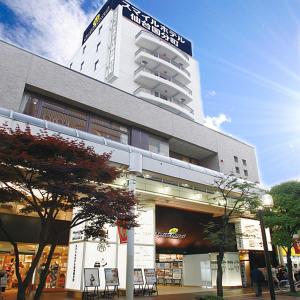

[183,254,212,287]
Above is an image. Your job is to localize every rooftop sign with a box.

[82,0,193,56]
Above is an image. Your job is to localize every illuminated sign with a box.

[82,0,193,56]
[156,228,186,239]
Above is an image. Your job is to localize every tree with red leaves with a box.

[0,124,138,300]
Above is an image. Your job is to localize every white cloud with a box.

[207,90,217,97]
[204,113,231,131]
[0,0,101,64]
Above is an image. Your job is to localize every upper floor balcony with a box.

[134,66,193,104]
[135,30,190,68]
[134,87,194,120]
[135,48,191,86]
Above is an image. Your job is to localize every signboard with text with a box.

[82,0,193,56]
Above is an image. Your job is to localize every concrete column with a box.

[126,152,142,300]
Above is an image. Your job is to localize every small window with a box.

[244,169,248,177]
[242,159,247,166]
[69,62,73,69]
[94,60,99,71]
[80,61,84,71]
[98,25,103,34]
[235,166,240,174]
[234,156,238,163]
[96,42,101,52]
[82,45,86,55]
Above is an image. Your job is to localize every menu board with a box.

[104,268,119,286]
[84,268,100,287]
[144,268,156,285]
[133,269,144,285]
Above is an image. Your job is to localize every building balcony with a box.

[135,48,191,85]
[135,30,190,68]
[134,66,193,103]
[134,87,194,120]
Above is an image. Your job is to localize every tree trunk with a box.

[216,251,224,297]
[287,247,296,293]
[33,242,57,300]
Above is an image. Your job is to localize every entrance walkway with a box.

[2,288,299,300]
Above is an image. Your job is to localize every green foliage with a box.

[264,181,300,248]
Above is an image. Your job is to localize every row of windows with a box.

[235,166,248,177]
[23,94,129,144]
[234,155,247,166]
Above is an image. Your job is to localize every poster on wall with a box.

[144,268,156,285]
[84,268,100,287]
[133,269,144,285]
[104,268,119,286]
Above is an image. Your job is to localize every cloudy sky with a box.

[0,0,300,187]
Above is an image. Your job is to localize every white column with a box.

[126,152,142,300]
[126,174,136,300]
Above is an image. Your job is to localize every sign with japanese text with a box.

[82,0,193,56]
[121,0,192,56]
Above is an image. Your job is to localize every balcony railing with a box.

[135,48,190,77]
[134,66,192,95]
[135,30,190,61]
[134,87,194,114]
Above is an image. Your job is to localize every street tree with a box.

[264,181,300,293]
[0,124,138,300]
[204,175,260,297]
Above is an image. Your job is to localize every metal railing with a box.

[135,30,190,61]
[134,66,192,95]
[134,87,194,114]
[135,48,190,77]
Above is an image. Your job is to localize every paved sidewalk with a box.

[1,289,299,300]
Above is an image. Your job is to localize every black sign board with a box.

[82,0,193,56]
[121,0,192,56]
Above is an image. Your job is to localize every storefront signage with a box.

[144,268,156,285]
[84,268,100,287]
[235,219,272,251]
[117,225,128,244]
[82,0,193,56]
[133,268,144,285]
[121,0,192,56]
[104,268,119,286]
[156,228,186,240]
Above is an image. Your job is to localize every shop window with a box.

[234,156,238,163]
[242,159,247,166]
[235,166,240,174]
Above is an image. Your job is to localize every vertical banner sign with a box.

[117,225,128,243]
[120,0,192,56]
[293,241,300,254]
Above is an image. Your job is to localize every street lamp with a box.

[258,194,276,300]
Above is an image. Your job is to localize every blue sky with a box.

[0,0,299,187]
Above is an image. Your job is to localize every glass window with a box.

[22,93,129,145]
[96,42,101,52]
[82,45,86,55]
[242,159,247,166]
[244,169,248,177]
[235,166,240,174]
[94,60,99,71]
[149,134,169,156]
[234,156,238,163]
[98,25,103,34]
[80,61,84,71]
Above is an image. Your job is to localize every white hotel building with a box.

[0,0,273,295]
